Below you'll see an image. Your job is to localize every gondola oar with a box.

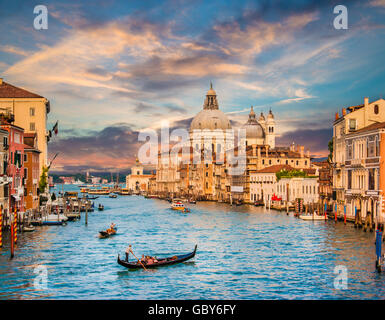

[129,248,147,271]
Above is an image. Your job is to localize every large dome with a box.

[190,109,231,131]
[190,84,231,131]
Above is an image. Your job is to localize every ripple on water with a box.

[0,187,384,299]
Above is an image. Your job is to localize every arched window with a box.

[374,104,379,114]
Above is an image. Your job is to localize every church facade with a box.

[154,85,313,203]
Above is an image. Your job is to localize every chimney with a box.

[300,146,304,158]
[0,78,3,85]
[364,97,369,107]
[342,108,346,116]
[335,112,339,120]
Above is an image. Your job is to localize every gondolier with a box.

[126,245,132,262]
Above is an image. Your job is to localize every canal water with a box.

[0,185,384,300]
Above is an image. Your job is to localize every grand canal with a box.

[0,185,384,300]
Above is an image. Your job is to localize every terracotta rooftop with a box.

[352,121,385,134]
[0,80,44,99]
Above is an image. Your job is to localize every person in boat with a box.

[140,254,146,263]
[125,245,132,262]
[106,223,116,234]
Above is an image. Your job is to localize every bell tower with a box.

[265,109,275,148]
[203,82,219,110]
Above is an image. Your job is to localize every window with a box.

[30,107,35,116]
[24,154,28,162]
[374,104,379,114]
[347,170,352,189]
[30,122,36,131]
[24,168,28,179]
[286,160,288,165]
[349,119,357,131]
[369,169,375,190]
[367,135,376,157]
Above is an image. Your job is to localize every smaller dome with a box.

[267,109,274,120]
[243,106,265,141]
[207,82,216,96]
[259,112,265,122]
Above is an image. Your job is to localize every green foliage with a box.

[39,165,49,193]
[276,169,308,182]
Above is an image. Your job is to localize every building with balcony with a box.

[0,128,9,215]
[24,133,40,211]
[0,120,25,213]
[332,97,385,228]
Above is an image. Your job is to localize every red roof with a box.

[0,81,44,98]
[352,121,385,134]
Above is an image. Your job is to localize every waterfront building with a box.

[0,128,9,215]
[333,97,385,226]
[60,176,75,184]
[312,160,333,208]
[126,158,155,193]
[154,85,314,203]
[249,165,319,205]
[0,118,25,213]
[23,133,41,211]
[0,78,50,175]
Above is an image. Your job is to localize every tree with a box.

[39,165,49,194]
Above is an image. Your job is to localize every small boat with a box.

[98,204,104,211]
[189,199,196,204]
[23,225,35,232]
[109,193,117,198]
[42,214,68,225]
[299,213,328,221]
[66,213,80,221]
[117,245,197,269]
[86,195,99,200]
[171,202,185,211]
[99,227,117,239]
[254,200,264,207]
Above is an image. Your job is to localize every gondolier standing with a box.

[126,245,132,262]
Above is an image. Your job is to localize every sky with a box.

[0,0,385,173]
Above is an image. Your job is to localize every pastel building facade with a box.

[0,78,50,175]
[333,97,385,226]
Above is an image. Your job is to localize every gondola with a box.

[98,204,104,211]
[117,245,197,269]
[99,227,117,239]
[86,195,99,200]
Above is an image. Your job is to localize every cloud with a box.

[49,123,142,172]
[370,0,385,7]
[0,45,30,56]
[277,128,332,156]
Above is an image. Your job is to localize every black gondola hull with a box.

[117,245,197,269]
